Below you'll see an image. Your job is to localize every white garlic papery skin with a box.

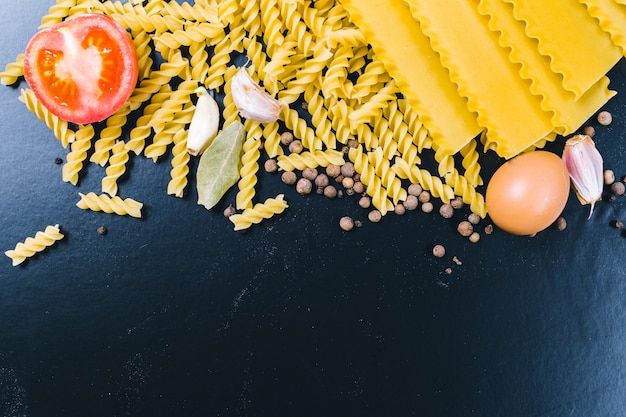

[231,67,282,123]
[562,134,604,219]
[187,87,220,156]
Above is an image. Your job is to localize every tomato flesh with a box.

[24,14,138,124]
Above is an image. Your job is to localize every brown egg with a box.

[486,151,570,236]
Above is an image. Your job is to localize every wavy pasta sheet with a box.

[405,0,555,159]
[503,0,621,99]
[229,194,289,231]
[338,0,482,155]
[76,192,143,218]
[477,0,616,136]
[579,0,626,53]
[5,224,64,266]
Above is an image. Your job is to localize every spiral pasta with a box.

[167,129,190,198]
[229,194,289,231]
[0,54,24,86]
[76,192,143,218]
[127,84,172,155]
[38,0,75,29]
[62,124,94,186]
[277,150,345,172]
[5,224,64,266]
[90,102,132,166]
[19,88,75,148]
[236,125,262,210]
[348,146,394,215]
[102,140,130,197]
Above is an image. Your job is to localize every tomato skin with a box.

[23,14,138,124]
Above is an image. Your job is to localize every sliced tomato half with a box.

[23,13,138,124]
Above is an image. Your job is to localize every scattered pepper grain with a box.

[280,131,294,145]
[450,196,464,209]
[394,204,406,216]
[339,216,355,231]
[407,183,422,196]
[223,205,236,218]
[604,169,615,185]
[264,159,277,173]
[340,162,355,177]
[326,164,341,178]
[553,216,567,231]
[97,226,107,235]
[418,191,431,203]
[296,178,313,195]
[352,181,365,194]
[484,224,494,235]
[324,185,338,199]
[452,256,462,266]
[583,125,595,137]
[288,140,303,154]
[368,209,382,223]
[597,110,612,126]
[469,232,481,243]
[439,203,454,219]
[314,173,329,188]
[342,177,354,189]
[432,244,445,258]
[614,220,624,229]
[421,201,434,213]
[467,213,481,225]
[359,195,371,208]
[403,195,418,211]
[281,171,297,185]
[302,167,318,181]
[611,181,625,196]
[348,139,359,149]
[444,267,453,275]
[54,157,63,165]
[457,221,473,237]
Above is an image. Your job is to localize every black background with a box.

[2,1,626,416]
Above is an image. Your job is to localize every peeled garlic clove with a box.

[562,134,603,218]
[187,87,220,156]
[231,67,282,123]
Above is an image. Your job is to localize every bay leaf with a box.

[197,121,246,210]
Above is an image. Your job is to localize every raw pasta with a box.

[5,224,64,266]
[229,194,289,231]
[76,192,143,218]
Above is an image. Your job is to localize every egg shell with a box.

[486,151,570,236]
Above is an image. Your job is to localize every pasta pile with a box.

[1,0,491,237]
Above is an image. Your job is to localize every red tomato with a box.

[23,14,138,124]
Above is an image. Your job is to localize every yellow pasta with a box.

[127,84,172,155]
[102,140,130,197]
[229,194,289,231]
[236,123,262,210]
[0,54,24,86]
[38,0,75,29]
[90,102,131,166]
[62,124,94,186]
[167,129,190,198]
[348,146,394,215]
[368,147,407,205]
[19,88,75,148]
[5,224,64,266]
[277,150,346,172]
[76,192,143,218]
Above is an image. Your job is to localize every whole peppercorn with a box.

[553,216,567,231]
[467,213,481,225]
[614,220,624,229]
[439,203,454,219]
[611,181,625,196]
[403,195,418,211]
[54,157,63,165]
[444,267,453,275]
[324,185,338,199]
[484,224,494,235]
[288,140,303,154]
[368,209,382,223]
[394,204,406,216]
[418,191,431,203]
[353,173,361,183]
[421,201,434,213]
[316,187,324,195]
[457,220,473,237]
[342,177,355,189]
[314,173,329,188]
[345,188,355,196]
[450,196,464,209]
[296,178,313,195]
[337,189,344,198]
[97,226,108,235]
[604,169,615,185]
[264,159,278,173]
[352,181,365,194]
[223,205,236,218]
[432,244,445,258]
[339,216,355,231]
[583,125,595,137]
[302,167,318,181]
[281,171,297,185]
[348,139,359,149]
[408,183,423,196]
[469,232,481,243]
[341,146,349,154]
[359,195,371,209]
[340,162,355,177]
[334,174,345,184]
[326,164,341,178]
[280,131,294,145]
[597,110,612,126]
[354,220,363,228]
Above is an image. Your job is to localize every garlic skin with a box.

[187,87,220,156]
[230,67,282,123]
[562,134,603,218]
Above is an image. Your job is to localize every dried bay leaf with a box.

[197,121,246,210]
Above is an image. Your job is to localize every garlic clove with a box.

[187,86,220,156]
[562,134,603,219]
[230,67,283,123]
